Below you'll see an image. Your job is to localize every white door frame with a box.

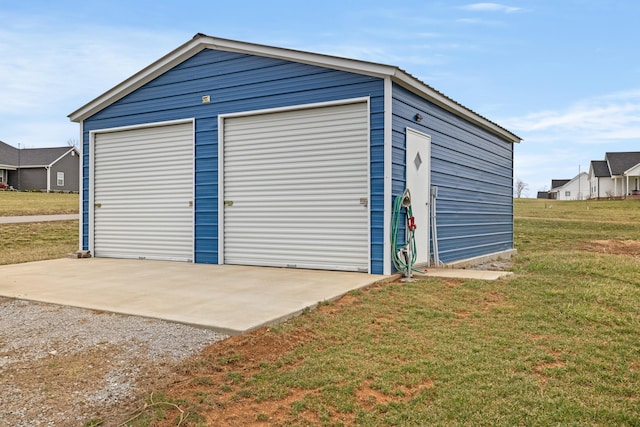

[218,97,371,272]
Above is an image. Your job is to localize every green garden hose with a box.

[391,193,418,275]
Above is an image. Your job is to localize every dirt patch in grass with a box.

[581,240,640,257]
[355,377,434,410]
[152,324,316,426]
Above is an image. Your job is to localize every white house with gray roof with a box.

[549,173,588,200]
[588,152,640,199]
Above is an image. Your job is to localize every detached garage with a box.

[69,33,520,275]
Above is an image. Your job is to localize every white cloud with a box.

[455,18,505,26]
[501,89,640,144]
[0,14,184,146]
[460,3,523,13]
[507,89,640,195]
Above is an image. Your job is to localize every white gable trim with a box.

[68,34,520,144]
[624,162,640,176]
[49,147,78,168]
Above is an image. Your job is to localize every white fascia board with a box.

[391,70,521,143]
[49,148,77,167]
[557,172,587,190]
[0,164,17,170]
[68,35,393,123]
[68,38,206,122]
[624,162,640,176]
[197,36,396,78]
[68,33,520,144]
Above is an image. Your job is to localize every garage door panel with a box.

[223,101,369,272]
[93,121,194,262]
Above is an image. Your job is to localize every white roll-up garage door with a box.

[222,101,370,272]
[93,121,194,261]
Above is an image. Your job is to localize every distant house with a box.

[0,141,79,192]
[588,152,640,198]
[548,173,588,200]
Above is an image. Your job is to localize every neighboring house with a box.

[0,141,79,192]
[549,173,588,200]
[587,152,640,198]
[68,33,521,275]
[602,152,640,197]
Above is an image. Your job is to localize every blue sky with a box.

[1,0,639,195]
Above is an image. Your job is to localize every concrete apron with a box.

[0,259,511,334]
[0,258,389,334]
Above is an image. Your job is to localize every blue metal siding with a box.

[81,49,385,273]
[391,84,514,263]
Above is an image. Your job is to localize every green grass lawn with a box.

[129,198,639,426]
[0,221,78,265]
[0,191,79,216]
[0,192,79,264]
[3,193,637,425]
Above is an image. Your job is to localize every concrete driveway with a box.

[0,258,388,334]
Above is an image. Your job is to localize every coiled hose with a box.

[391,193,418,275]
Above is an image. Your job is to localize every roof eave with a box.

[624,162,640,175]
[68,33,522,144]
[68,37,208,122]
[49,147,79,167]
[198,36,396,78]
[391,71,521,143]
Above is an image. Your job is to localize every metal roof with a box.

[68,33,521,144]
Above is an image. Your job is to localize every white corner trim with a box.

[383,77,393,276]
[79,122,84,251]
[217,113,225,265]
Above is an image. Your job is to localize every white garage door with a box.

[222,101,370,272]
[93,121,194,261]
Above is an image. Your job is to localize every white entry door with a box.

[405,128,431,264]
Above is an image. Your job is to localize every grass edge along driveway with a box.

[99,199,639,427]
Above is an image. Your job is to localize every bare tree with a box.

[67,138,79,148]
[514,178,529,198]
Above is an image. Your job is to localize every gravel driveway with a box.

[0,296,228,426]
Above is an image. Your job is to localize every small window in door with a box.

[57,172,64,187]
[414,152,422,171]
